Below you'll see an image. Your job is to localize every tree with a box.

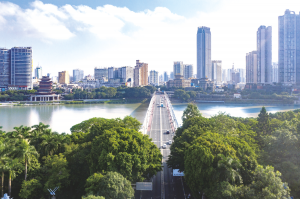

[85,172,134,199]
[183,133,239,198]
[88,127,162,182]
[19,179,42,199]
[221,165,290,199]
[7,125,31,139]
[15,139,39,181]
[7,158,20,197]
[182,103,201,122]
[257,107,271,136]
[43,153,70,190]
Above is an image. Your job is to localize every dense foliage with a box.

[0,90,37,101]
[64,86,156,100]
[0,116,162,199]
[168,104,300,199]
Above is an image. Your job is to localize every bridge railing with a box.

[141,92,156,135]
[164,92,179,131]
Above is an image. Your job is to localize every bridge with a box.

[136,92,186,199]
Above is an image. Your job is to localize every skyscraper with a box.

[183,64,193,79]
[278,10,300,85]
[94,67,108,79]
[212,61,222,84]
[73,69,84,82]
[246,51,258,84]
[163,71,169,82]
[272,62,278,83]
[173,61,184,76]
[257,26,272,84]
[134,60,148,87]
[35,66,42,79]
[170,72,174,80]
[197,26,211,79]
[149,70,159,86]
[0,49,10,90]
[58,71,70,84]
[0,47,33,90]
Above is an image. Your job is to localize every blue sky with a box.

[0,0,299,78]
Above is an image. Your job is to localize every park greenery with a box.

[0,86,157,101]
[167,104,300,198]
[0,116,162,199]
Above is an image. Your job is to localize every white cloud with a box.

[1,0,300,76]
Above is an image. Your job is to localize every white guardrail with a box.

[164,92,179,131]
[141,92,156,135]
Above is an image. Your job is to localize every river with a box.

[0,103,298,133]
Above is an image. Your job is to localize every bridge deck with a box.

[135,93,185,199]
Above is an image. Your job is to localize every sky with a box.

[1,0,300,77]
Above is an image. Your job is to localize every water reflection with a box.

[173,103,298,125]
[0,103,147,133]
[0,103,298,134]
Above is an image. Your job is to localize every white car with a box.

[162,144,167,149]
[168,140,172,145]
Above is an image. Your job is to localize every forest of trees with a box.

[168,104,300,198]
[0,116,162,199]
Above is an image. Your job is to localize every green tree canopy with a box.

[85,172,134,199]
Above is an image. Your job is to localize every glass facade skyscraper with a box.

[278,9,300,85]
[0,47,32,90]
[197,26,211,80]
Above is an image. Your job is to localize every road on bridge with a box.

[135,93,186,199]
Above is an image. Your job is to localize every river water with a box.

[0,103,298,133]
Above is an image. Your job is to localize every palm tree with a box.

[217,154,242,184]
[0,142,7,197]
[15,140,39,181]
[7,158,19,197]
[7,125,31,140]
[39,131,69,157]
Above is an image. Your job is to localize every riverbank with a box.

[170,98,297,105]
[0,98,150,106]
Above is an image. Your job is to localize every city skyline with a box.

[0,0,299,77]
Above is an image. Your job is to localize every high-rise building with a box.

[197,26,211,79]
[212,61,222,84]
[246,51,258,84]
[164,71,169,82]
[0,47,33,90]
[272,62,279,83]
[58,71,70,84]
[222,69,227,83]
[0,49,10,90]
[47,73,51,77]
[35,66,42,79]
[149,70,159,86]
[159,74,164,85]
[94,67,108,79]
[134,60,148,87]
[257,25,272,84]
[183,64,193,79]
[73,69,84,82]
[278,10,300,85]
[173,61,184,76]
[170,72,174,80]
[236,68,245,83]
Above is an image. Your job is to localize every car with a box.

[166,130,170,134]
[162,144,167,149]
[168,140,172,145]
